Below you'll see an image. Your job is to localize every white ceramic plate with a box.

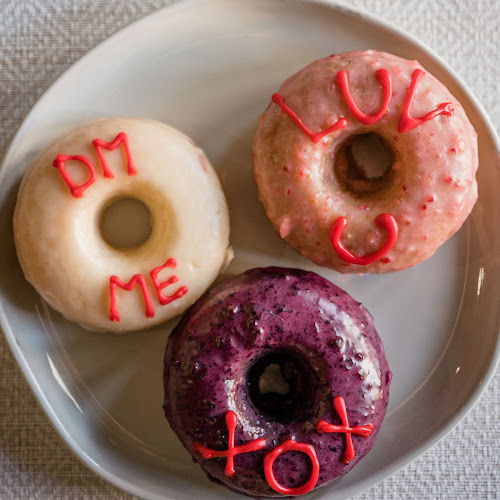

[0,0,499,498]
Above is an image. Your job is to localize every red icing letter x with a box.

[193,411,266,478]
[317,396,374,464]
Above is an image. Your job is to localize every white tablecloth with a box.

[0,0,498,498]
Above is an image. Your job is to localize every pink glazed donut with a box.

[253,50,478,273]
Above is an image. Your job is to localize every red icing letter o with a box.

[263,439,320,496]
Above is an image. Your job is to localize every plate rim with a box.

[0,0,499,498]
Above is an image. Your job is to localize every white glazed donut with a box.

[253,50,478,273]
[14,118,232,333]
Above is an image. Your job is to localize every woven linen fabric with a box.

[0,0,498,499]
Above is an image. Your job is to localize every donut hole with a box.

[100,196,152,249]
[246,350,321,423]
[334,132,395,196]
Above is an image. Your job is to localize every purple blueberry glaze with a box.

[163,267,391,498]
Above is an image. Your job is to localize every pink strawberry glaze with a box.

[253,50,478,273]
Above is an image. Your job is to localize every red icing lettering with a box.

[272,66,455,138]
[263,439,320,496]
[92,131,137,178]
[398,69,454,133]
[336,68,392,125]
[52,154,96,198]
[109,274,154,322]
[150,258,188,305]
[330,213,398,265]
[271,93,347,144]
[53,131,137,198]
[317,396,374,464]
[192,411,266,478]
[109,257,188,322]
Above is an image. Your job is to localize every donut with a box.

[163,267,391,498]
[13,117,232,332]
[253,50,478,273]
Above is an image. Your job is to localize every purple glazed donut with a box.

[163,267,391,498]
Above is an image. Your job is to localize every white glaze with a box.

[14,118,232,332]
[0,1,498,499]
